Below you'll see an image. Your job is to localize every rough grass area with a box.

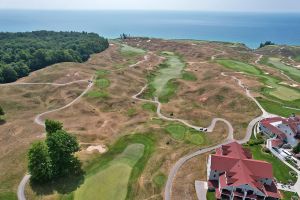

[218,59,300,102]
[266,57,300,83]
[165,123,204,145]
[86,90,109,99]
[246,144,297,184]
[0,192,16,200]
[152,173,167,189]
[75,134,155,200]
[96,69,110,78]
[217,59,261,75]
[127,108,137,117]
[182,71,197,81]
[256,97,300,117]
[151,52,185,101]
[142,103,157,113]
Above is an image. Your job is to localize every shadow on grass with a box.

[30,171,85,196]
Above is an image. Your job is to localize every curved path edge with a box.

[17,78,93,200]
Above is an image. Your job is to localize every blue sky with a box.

[1,0,300,12]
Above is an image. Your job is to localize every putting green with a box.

[95,78,110,88]
[267,57,300,82]
[152,52,185,96]
[166,124,186,140]
[74,144,145,200]
[218,59,300,102]
[217,59,261,75]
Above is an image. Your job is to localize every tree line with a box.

[28,119,81,183]
[0,31,109,83]
[0,105,4,123]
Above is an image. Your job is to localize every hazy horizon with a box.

[1,0,300,12]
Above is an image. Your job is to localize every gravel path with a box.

[16,78,93,200]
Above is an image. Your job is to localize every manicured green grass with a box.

[182,71,197,81]
[206,191,216,200]
[75,144,145,200]
[294,55,300,62]
[165,123,205,145]
[247,144,297,184]
[142,103,157,112]
[120,44,145,57]
[165,124,186,140]
[256,97,300,117]
[186,132,205,145]
[266,57,300,83]
[268,85,300,101]
[280,190,299,200]
[95,78,110,88]
[217,59,261,75]
[86,90,109,99]
[151,52,185,100]
[217,59,300,103]
[157,80,178,103]
[75,134,155,200]
[153,173,167,189]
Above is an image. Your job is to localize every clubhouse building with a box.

[207,142,281,200]
[259,114,300,147]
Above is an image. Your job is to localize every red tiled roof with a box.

[210,142,280,199]
[271,139,283,147]
[260,118,287,140]
[282,116,300,135]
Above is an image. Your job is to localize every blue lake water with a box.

[0,10,300,48]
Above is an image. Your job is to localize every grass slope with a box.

[74,144,145,200]
[247,144,297,184]
[151,52,185,102]
[75,134,155,200]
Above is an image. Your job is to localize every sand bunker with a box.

[87,145,108,154]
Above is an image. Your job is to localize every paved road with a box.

[16,78,93,200]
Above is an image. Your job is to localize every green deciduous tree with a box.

[28,141,53,183]
[0,65,18,83]
[45,119,63,135]
[0,105,4,115]
[293,142,300,154]
[46,130,80,177]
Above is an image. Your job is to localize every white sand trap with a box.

[87,145,107,154]
[280,82,299,88]
[266,85,274,88]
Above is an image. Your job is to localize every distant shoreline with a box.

[1,10,300,48]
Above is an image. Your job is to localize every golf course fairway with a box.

[74,144,145,200]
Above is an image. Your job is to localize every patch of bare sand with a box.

[86,144,107,154]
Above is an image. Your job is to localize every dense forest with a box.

[0,31,109,83]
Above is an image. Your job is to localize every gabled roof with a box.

[260,118,287,140]
[210,142,280,198]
